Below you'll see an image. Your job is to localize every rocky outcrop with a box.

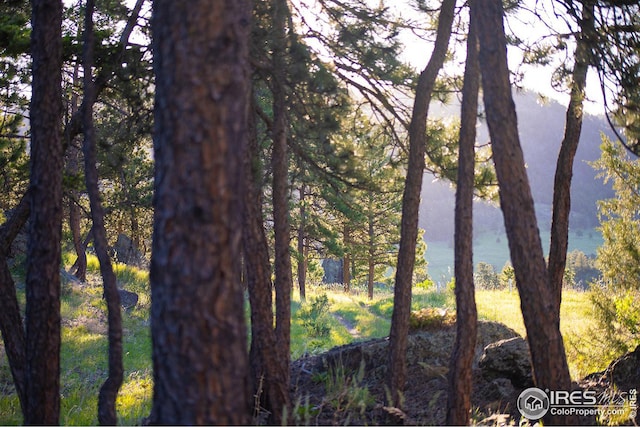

[479,336,533,388]
[112,234,147,269]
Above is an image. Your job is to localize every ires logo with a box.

[518,387,637,421]
[548,390,597,406]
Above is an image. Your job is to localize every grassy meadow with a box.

[0,255,604,425]
[426,227,604,282]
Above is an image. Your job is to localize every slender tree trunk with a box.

[298,185,307,302]
[272,0,293,370]
[149,1,251,423]
[24,0,63,423]
[473,1,575,424]
[368,210,375,300]
[81,2,124,424]
[343,224,351,292]
[446,8,479,424]
[0,2,144,418]
[548,1,593,314]
[68,142,87,282]
[66,61,88,282]
[387,0,456,408]
[244,98,290,424]
[0,193,29,414]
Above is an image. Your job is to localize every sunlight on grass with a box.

[476,288,597,379]
[117,370,153,425]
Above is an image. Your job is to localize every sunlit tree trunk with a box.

[548,0,594,314]
[446,7,479,424]
[81,1,124,423]
[473,1,575,424]
[387,0,456,408]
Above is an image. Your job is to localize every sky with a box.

[384,0,605,115]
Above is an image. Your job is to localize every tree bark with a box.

[387,0,456,408]
[149,1,251,424]
[0,2,144,416]
[244,97,290,424]
[446,8,479,424]
[272,0,293,373]
[473,1,575,424]
[548,0,594,314]
[343,224,351,292]
[0,193,28,414]
[81,1,124,424]
[66,61,88,282]
[68,142,87,282]
[298,185,307,302]
[368,210,375,300]
[24,0,63,423]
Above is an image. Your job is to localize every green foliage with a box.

[298,294,332,347]
[499,261,515,289]
[324,360,374,423]
[590,139,640,357]
[474,262,501,290]
[409,308,455,332]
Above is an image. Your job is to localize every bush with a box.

[298,294,331,340]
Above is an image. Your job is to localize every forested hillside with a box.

[420,91,615,279]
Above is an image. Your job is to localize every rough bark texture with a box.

[0,2,144,418]
[548,1,593,315]
[24,0,63,423]
[244,97,290,425]
[473,1,575,424]
[387,0,456,408]
[446,10,480,425]
[0,194,28,414]
[150,1,251,424]
[81,1,124,424]
[271,0,293,379]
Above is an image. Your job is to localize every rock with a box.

[609,345,640,391]
[321,258,343,284]
[292,321,521,382]
[112,234,147,268]
[481,378,516,401]
[479,337,533,388]
[118,288,138,310]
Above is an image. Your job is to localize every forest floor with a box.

[0,256,635,425]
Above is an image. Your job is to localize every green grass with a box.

[0,255,602,424]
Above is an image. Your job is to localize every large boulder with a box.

[321,258,343,284]
[112,234,147,268]
[479,336,533,388]
[118,288,139,311]
[608,345,640,391]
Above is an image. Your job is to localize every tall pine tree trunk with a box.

[473,1,575,424]
[244,99,290,424]
[150,1,251,423]
[298,185,307,302]
[81,1,124,424]
[387,0,456,407]
[446,8,479,424]
[24,0,63,423]
[0,193,29,415]
[272,0,293,375]
[548,1,594,314]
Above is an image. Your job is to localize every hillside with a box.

[419,91,615,280]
